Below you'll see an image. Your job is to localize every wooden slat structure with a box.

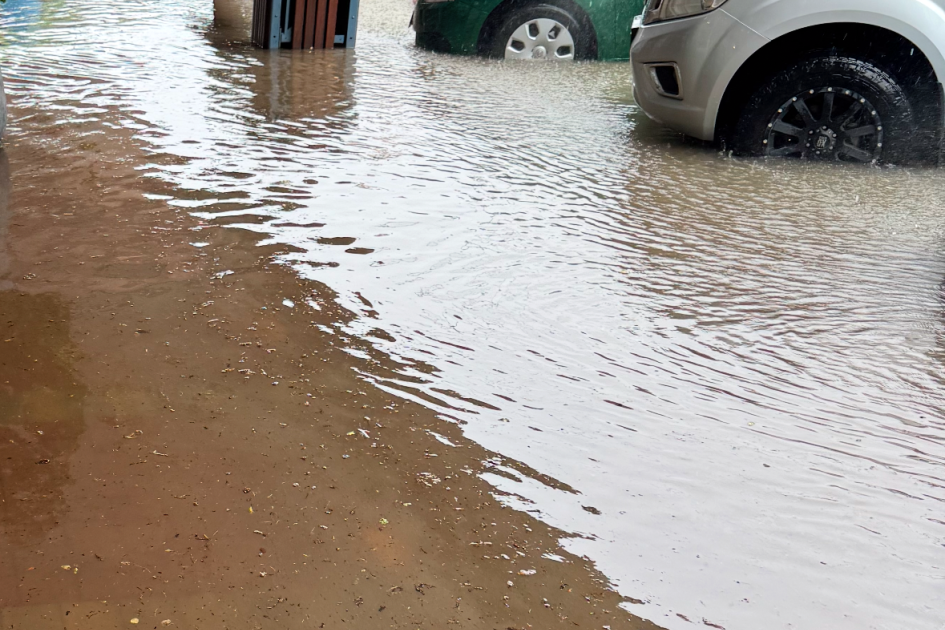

[292,0,341,49]
[253,0,348,49]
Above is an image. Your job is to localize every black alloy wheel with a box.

[763,87,884,162]
[731,55,923,164]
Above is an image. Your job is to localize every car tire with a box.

[487,4,594,61]
[730,54,925,164]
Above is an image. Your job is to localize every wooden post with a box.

[303,0,317,48]
[313,0,329,49]
[292,0,306,48]
[325,0,339,49]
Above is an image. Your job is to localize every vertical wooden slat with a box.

[292,0,307,48]
[303,0,318,48]
[252,0,261,47]
[283,0,344,51]
[313,0,328,49]
[324,0,339,49]
[251,2,257,44]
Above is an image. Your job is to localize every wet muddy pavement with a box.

[2,0,945,629]
[0,111,656,628]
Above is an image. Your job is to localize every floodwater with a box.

[2,0,944,629]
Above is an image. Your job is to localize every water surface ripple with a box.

[3,0,945,628]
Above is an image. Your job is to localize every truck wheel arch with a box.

[715,22,943,150]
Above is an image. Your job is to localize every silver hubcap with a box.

[505,18,575,61]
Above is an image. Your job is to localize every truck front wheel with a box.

[730,54,929,164]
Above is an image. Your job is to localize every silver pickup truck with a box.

[631,0,945,164]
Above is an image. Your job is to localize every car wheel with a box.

[488,4,592,61]
[731,55,920,164]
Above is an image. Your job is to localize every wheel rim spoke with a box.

[771,120,805,138]
[767,145,804,158]
[505,41,529,58]
[845,124,877,139]
[839,143,874,162]
[821,91,835,123]
[837,101,864,127]
[792,99,817,127]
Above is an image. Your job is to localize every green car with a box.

[413,0,645,61]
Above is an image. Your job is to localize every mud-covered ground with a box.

[0,115,658,630]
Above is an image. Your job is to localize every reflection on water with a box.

[0,293,86,544]
[2,0,945,629]
[0,155,86,544]
[0,155,10,292]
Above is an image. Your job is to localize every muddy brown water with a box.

[1,0,945,629]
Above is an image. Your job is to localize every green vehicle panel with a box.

[414,0,645,61]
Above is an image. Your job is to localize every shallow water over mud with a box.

[2,0,945,628]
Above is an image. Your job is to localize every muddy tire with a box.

[730,54,926,164]
[487,3,594,61]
